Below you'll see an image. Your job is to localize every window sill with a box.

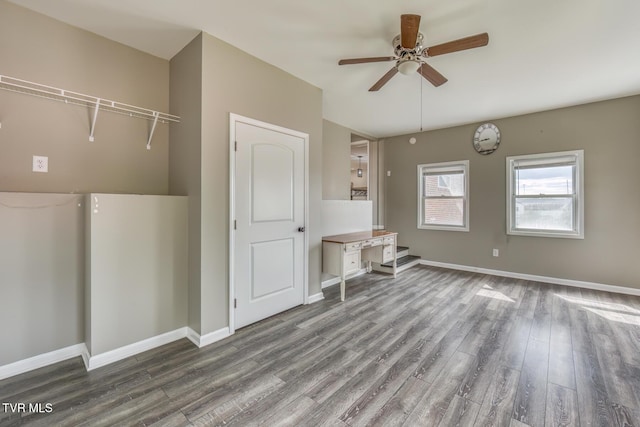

[418,225,469,232]
[507,229,584,239]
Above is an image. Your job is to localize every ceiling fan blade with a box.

[418,63,448,87]
[425,32,489,57]
[338,56,396,65]
[400,14,421,48]
[369,67,399,91]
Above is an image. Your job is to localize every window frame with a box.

[506,150,584,239]
[417,160,469,232]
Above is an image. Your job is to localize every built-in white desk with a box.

[322,230,397,301]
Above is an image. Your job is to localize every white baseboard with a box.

[0,343,86,381]
[419,259,640,296]
[2,325,234,379]
[81,344,90,370]
[186,327,231,348]
[307,292,325,304]
[322,276,341,288]
[84,327,188,371]
[373,224,385,230]
[321,268,368,289]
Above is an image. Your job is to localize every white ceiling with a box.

[351,143,369,162]
[9,0,640,138]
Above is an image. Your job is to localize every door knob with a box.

[298,227,305,232]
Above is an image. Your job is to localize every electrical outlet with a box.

[33,156,48,173]
[492,248,499,257]
[387,170,391,177]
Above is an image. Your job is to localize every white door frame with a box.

[229,113,309,335]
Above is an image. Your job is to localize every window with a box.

[438,175,451,189]
[506,150,584,238]
[418,160,469,231]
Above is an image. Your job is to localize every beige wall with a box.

[169,34,203,333]
[85,194,188,356]
[384,96,640,289]
[0,193,84,366]
[170,32,324,335]
[0,2,173,367]
[0,1,170,195]
[322,120,384,226]
[322,120,352,200]
[377,140,386,227]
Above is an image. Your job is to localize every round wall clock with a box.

[473,123,501,155]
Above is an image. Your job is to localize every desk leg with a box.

[340,243,346,301]
[392,240,397,278]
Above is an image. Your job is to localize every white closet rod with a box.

[0,74,180,123]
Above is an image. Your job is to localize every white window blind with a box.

[507,150,584,238]
[418,160,469,231]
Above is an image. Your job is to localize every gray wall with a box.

[377,140,386,228]
[170,32,323,336]
[0,2,173,366]
[0,193,84,366]
[169,34,203,333]
[86,194,188,355]
[322,120,384,226]
[369,139,381,228]
[0,1,170,195]
[384,96,640,289]
[322,120,352,200]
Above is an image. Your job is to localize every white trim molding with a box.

[322,276,342,289]
[2,326,235,379]
[186,327,231,348]
[83,328,188,371]
[0,343,86,381]
[419,259,640,296]
[307,292,325,304]
[417,160,470,232]
[506,150,584,239]
[321,268,368,289]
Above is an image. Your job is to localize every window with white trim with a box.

[418,160,469,231]
[506,150,584,238]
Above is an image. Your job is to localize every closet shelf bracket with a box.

[0,74,180,147]
[147,111,159,150]
[89,98,100,142]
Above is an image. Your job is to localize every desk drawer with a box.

[361,237,382,248]
[382,244,394,263]
[345,242,361,252]
[383,236,395,245]
[344,251,360,274]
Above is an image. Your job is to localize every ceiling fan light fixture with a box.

[337,13,489,91]
[397,60,421,75]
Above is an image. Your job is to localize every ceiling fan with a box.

[338,14,489,91]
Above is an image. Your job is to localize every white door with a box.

[233,118,306,329]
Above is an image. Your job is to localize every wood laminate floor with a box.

[2,266,640,426]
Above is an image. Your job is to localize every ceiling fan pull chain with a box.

[420,69,423,132]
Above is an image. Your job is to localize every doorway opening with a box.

[350,140,369,200]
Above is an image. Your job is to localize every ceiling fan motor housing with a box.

[393,33,425,74]
[393,33,425,56]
